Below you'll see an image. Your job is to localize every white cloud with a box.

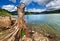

[20,0,51,5]
[1,4,46,12]
[46,0,60,10]
[9,0,16,3]
[33,0,51,5]
[9,0,51,5]
[20,0,60,10]
[2,5,17,12]
[8,0,60,11]
[26,8,46,12]
[20,0,32,5]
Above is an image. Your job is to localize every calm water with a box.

[14,14,60,36]
[13,14,60,41]
[14,14,60,29]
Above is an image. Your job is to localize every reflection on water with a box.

[15,14,60,31]
[14,14,60,40]
[45,14,60,31]
[25,14,46,23]
[25,14,60,32]
[25,14,60,24]
[25,14,60,41]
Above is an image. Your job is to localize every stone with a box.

[20,35,32,41]
[32,32,49,41]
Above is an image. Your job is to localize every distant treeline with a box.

[11,11,33,15]
[11,9,60,15]
[0,8,33,15]
[0,8,60,16]
[40,9,60,14]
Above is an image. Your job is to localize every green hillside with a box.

[11,9,60,15]
[0,8,12,16]
[40,9,60,14]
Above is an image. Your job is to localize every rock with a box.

[33,32,43,38]
[45,33,56,39]
[32,32,49,41]
[20,35,32,41]
[20,32,49,41]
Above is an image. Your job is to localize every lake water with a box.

[14,14,60,40]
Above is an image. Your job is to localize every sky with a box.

[0,0,60,12]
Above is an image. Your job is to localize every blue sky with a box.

[0,0,60,12]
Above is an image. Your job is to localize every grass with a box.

[0,30,6,39]
[0,11,11,16]
[0,9,12,16]
[21,29,25,37]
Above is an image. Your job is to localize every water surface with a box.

[14,14,60,36]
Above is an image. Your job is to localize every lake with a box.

[14,14,60,41]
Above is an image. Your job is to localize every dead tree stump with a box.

[17,3,30,38]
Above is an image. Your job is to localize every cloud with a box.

[20,0,52,5]
[9,0,16,3]
[20,0,32,5]
[26,8,46,12]
[10,0,52,5]
[7,0,60,11]
[20,0,60,10]
[1,4,46,12]
[46,0,60,10]
[33,0,52,5]
[2,5,17,12]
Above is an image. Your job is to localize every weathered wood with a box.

[0,16,11,28]
[0,20,18,41]
[17,3,30,38]
[0,3,30,41]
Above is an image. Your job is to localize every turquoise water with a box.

[14,14,60,41]
[14,14,60,35]
[14,14,60,30]
[25,14,46,23]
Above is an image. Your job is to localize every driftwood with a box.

[0,16,11,28]
[0,3,30,41]
[17,3,30,39]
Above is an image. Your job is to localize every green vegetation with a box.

[25,12,33,15]
[11,9,60,15]
[21,29,25,37]
[41,9,60,14]
[0,8,60,16]
[11,11,33,15]
[0,8,12,16]
[0,30,6,39]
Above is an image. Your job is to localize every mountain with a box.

[2,8,59,15]
[11,11,33,15]
[11,9,60,15]
[0,8,12,16]
[40,9,60,14]
[11,11,17,15]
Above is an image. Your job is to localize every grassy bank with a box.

[0,8,12,16]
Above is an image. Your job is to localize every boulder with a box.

[20,35,32,41]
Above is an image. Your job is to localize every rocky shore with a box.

[20,31,49,41]
[0,16,58,41]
